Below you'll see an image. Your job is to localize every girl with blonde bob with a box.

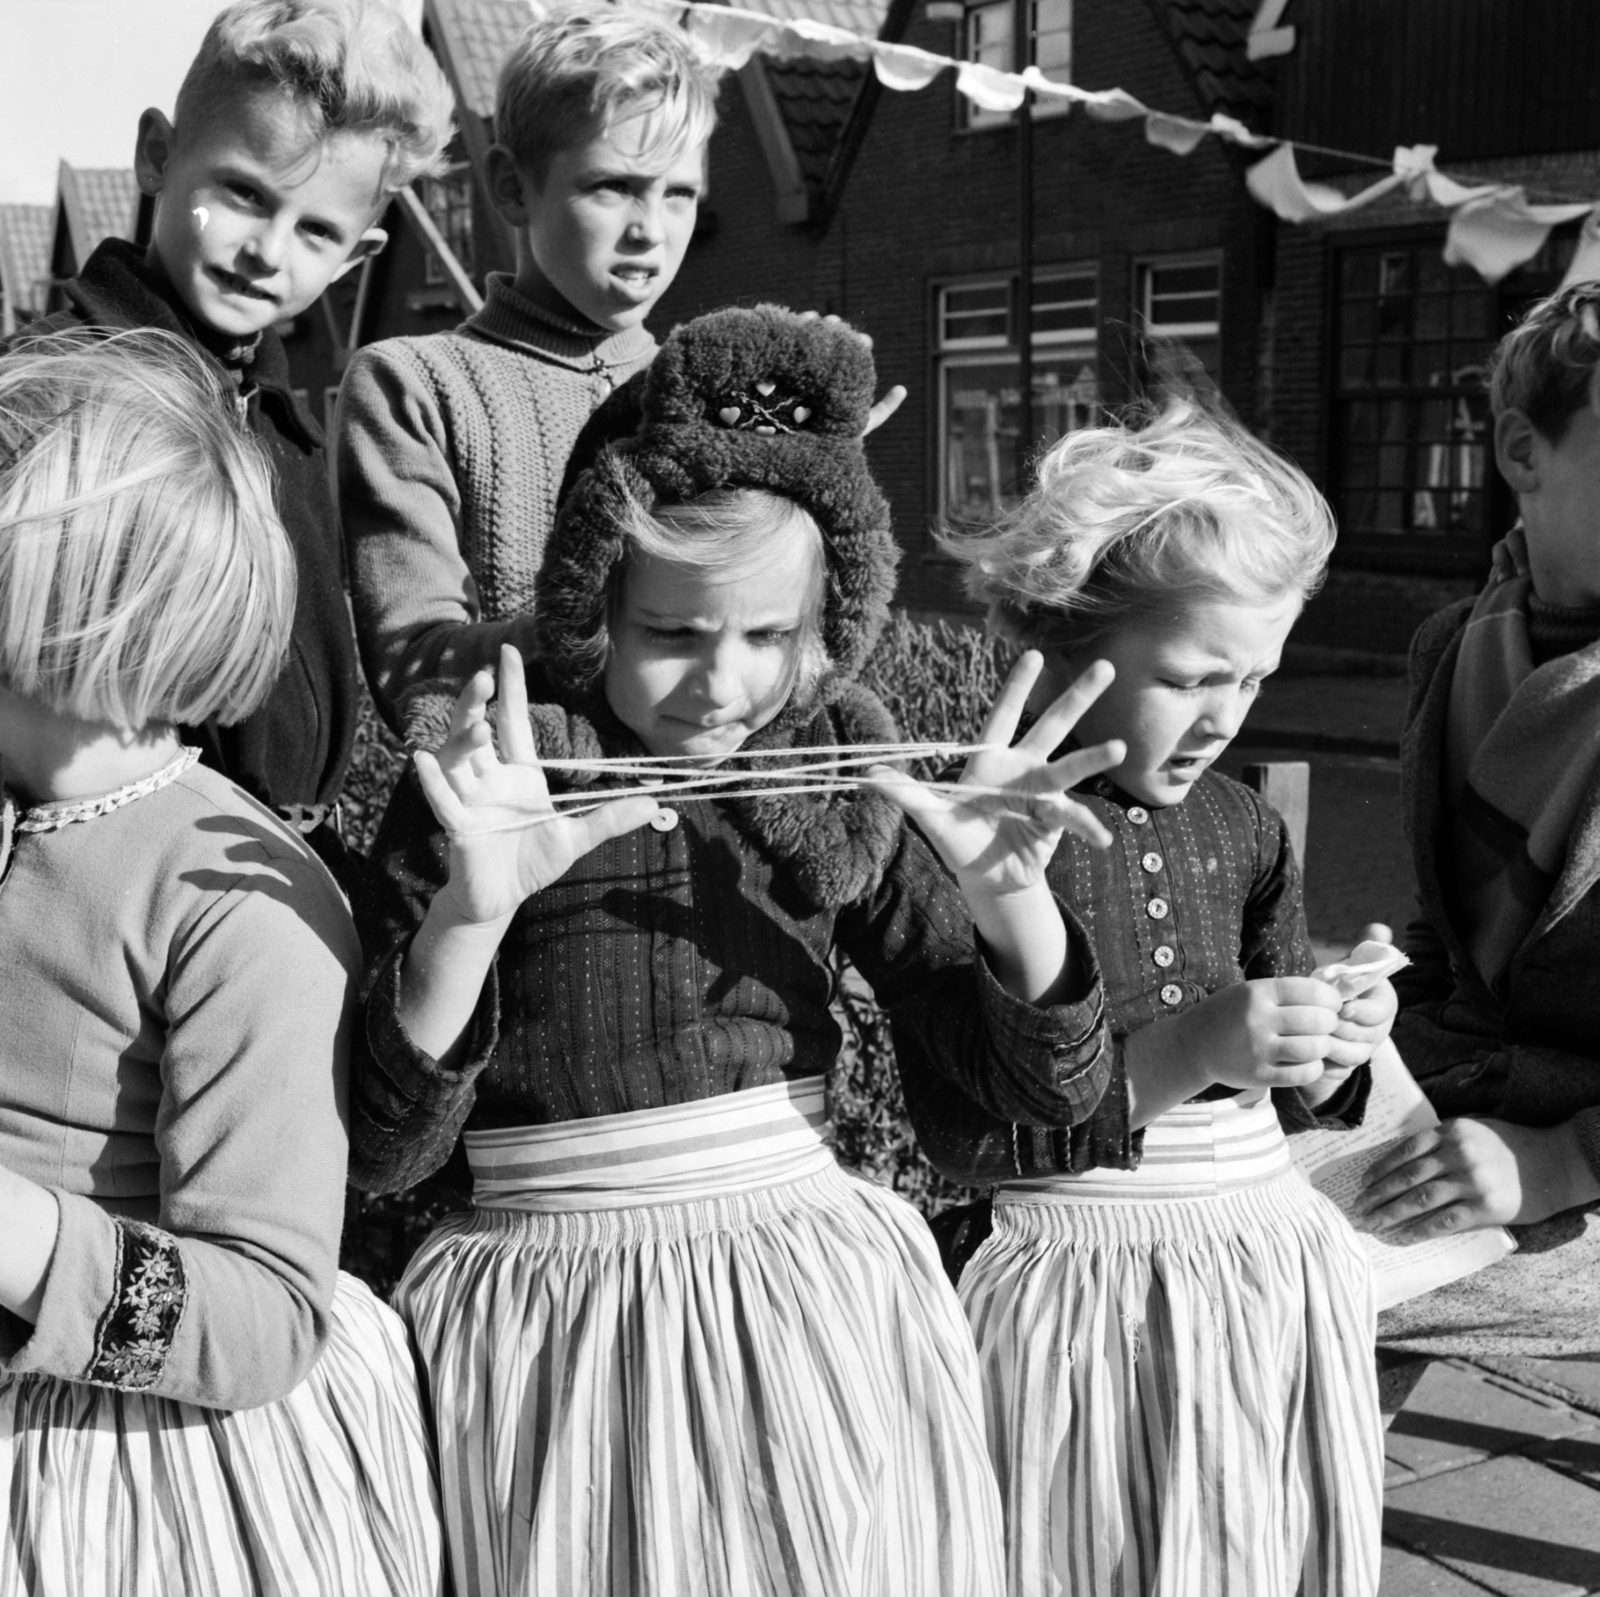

[0,332,443,1597]
[933,401,1396,1597]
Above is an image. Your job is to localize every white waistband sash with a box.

[464,1078,833,1213]
[1003,1093,1292,1204]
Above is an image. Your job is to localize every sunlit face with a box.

[505,112,704,335]
[1041,593,1302,808]
[138,90,388,339]
[603,530,818,760]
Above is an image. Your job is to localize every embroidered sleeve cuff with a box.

[1007,1048,1143,1177]
[0,1192,127,1384]
[975,901,1110,1125]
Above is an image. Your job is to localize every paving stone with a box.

[1524,1429,1600,1493]
[1384,1362,1592,1481]
[1385,1455,1600,1596]
[1479,1359,1600,1418]
[1381,1541,1504,1597]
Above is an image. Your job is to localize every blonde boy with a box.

[336,4,721,733]
[37,0,453,868]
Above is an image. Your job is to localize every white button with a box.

[649,807,679,832]
[1127,806,1150,824]
[1153,945,1175,968]
[1141,851,1163,873]
[1147,897,1169,920]
[1160,983,1183,1007]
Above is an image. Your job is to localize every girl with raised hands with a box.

[352,305,1123,1597]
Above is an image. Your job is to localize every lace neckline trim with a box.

[16,746,200,833]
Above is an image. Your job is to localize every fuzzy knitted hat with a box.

[534,304,900,706]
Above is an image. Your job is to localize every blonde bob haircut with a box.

[494,2,721,179]
[175,0,456,193]
[942,400,1336,656]
[587,482,829,699]
[0,331,296,730]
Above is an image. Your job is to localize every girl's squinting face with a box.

[1048,594,1302,807]
[604,534,817,760]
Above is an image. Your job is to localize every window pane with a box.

[941,281,1011,344]
[966,0,1011,71]
[942,353,1099,523]
[1031,270,1096,337]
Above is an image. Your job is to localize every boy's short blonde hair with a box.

[1488,281,1600,442]
[494,3,720,179]
[944,402,1336,654]
[0,331,296,730]
[176,0,455,193]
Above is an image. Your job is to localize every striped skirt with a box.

[960,1096,1382,1597]
[0,1271,444,1597]
[394,1079,1005,1597]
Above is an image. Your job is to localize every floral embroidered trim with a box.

[86,1220,187,1391]
[18,746,200,833]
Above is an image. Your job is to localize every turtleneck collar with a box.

[1528,591,1600,666]
[461,273,656,373]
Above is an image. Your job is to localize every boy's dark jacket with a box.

[27,239,358,817]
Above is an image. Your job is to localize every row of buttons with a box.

[1129,803,1182,1006]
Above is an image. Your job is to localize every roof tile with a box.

[0,203,55,314]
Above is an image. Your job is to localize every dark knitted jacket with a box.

[33,240,358,815]
[915,768,1372,1190]
[350,306,1114,1193]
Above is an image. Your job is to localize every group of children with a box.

[1,1,1596,1595]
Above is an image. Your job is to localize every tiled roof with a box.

[427,0,535,121]
[725,0,890,37]
[765,57,870,190]
[0,204,55,314]
[59,165,140,265]
[1149,0,1272,122]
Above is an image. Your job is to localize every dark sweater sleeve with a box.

[1234,792,1372,1133]
[836,823,1112,1184]
[349,765,501,1193]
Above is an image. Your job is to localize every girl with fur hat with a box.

[352,306,1125,1596]
[938,402,1393,1597]
[0,332,442,1596]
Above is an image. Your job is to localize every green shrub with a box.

[340,613,1012,1290]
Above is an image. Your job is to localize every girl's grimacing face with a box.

[1039,593,1302,808]
[603,532,818,761]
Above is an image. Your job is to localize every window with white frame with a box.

[1136,254,1222,381]
[421,163,476,286]
[937,267,1099,527]
[962,0,1072,127]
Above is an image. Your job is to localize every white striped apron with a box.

[0,1271,445,1597]
[395,1079,1005,1597]
[961,1095,1382,1597]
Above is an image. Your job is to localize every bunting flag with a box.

[575,0,1600,286]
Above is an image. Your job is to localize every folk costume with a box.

[1384,531,1600,1359]
[931,772,1382,1597]
[353,308,1112,1597]
[0,758,442,1597]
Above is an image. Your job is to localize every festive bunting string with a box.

[585,0,1600,286]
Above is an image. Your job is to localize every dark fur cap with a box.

[535,304,900,703]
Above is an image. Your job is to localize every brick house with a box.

[1260,0,1600,657]
[0,203,53,335]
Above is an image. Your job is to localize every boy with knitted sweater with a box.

[37,0,454,864]
[336,5,721,733]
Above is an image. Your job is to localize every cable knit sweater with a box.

[335,276,656,732]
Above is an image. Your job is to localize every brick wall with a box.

[654,0,1261,612]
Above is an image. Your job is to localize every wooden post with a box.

[1242,760,1310,872]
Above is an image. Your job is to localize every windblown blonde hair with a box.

[494,3,721,179]
[0,331,296,730]
[175,0,455,193]
[942,402,1335,656]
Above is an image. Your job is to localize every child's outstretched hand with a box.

[418,645,661,929]
[869,650,1123,898]
[867,650,1125,1005]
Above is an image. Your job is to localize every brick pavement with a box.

[1225,673,1600,1595]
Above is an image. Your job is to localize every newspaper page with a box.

[1291,1037,1516,1312]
